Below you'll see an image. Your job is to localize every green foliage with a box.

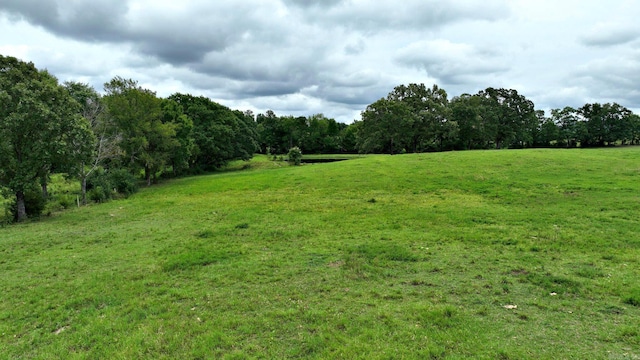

[7,182,46,221]
[287,146,303,165]
[86,167,139,203]
[359,97,414,154]
[0,55,95,221]
[108,168,139,196]
[168,93,258,170]
[104,77,178,185]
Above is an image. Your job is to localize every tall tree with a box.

[579,103,632,147]
[0,55,94,221]
[476,88,537,148]
[359,98,414,154]
[450,94,487,150]
[160,98,194,176]
[387,84,452,152]
[551,107,582,148]
[168,93,257,169]
[104,77,177,185]
[65,81,120,204]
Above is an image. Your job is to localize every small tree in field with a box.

[288,147,302,165]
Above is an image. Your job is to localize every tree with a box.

[104,77,178,185]
[551,107,581,148]
[256,110,287,154]
[160,98,194,176]
[476,88,537,148]
[0,55,94,221]
[359,98,413,154]
[450,94,487,150]
[533,110,560,147]
[387,83,452,152]
[65,81,120,204]
[579,103,632,146]
[168,93,257,169]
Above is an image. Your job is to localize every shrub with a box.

[86,168,139,203]
[87,168,113,202]
[288,147,303,165]
[108,168,138,197]
[89,186,109,203]
[56,194,75,209]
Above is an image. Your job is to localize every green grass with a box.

[1,149,640,359]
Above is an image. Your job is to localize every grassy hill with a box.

[1,149,639,359]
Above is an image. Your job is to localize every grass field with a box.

[1,148,639,359]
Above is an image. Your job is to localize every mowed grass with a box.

[1,148,640,359]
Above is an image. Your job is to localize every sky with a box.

[1,0,639,123]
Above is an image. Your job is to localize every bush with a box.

[87,168,113,202]
[108,168,138,197]
[86,167,139,203]
[287,147,303,165]
[56,194,75,209]
[88,186,108,203]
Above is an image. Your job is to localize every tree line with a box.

[248,84,640,156]
[356,84,640,154]
[3,55,639,222]
[1,56,261,222]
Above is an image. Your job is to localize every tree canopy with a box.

[0,55,94,221]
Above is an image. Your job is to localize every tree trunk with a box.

[15,191,27,222]
[145,166,152,186]
[41,183,48,199]
[81,177,88,205]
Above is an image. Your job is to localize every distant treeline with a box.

[356,84,640,154]
[255,84,640,155]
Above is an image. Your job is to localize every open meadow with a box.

[1,148,639,359]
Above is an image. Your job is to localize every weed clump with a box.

[623,288,640,307]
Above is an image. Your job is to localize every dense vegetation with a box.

[1,149,639,358]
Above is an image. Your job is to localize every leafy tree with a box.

[168,93,257,169]
[476,88,537,148]
[303,114,343,154]
[579,103,632,146]
[387,84,452,152]
[628,114,640,145]
[359,98,414,154]
[104,77,178,185]
[256,110,287,154]
[450,94,487,149]
[533,110,560,147]
[232,109,259,161]
[550,107,582,148]
[339,121,360,153]
[161,98,194,175]
[0,55,94,221]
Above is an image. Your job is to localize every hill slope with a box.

[1,149,639,359]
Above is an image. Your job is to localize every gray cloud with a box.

[2,0,640,122]
[297,0,510,33]
[572,52,640,108]
[0,0,128,41]
[395,39,509,86]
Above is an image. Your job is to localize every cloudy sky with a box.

[1,0,639,123]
